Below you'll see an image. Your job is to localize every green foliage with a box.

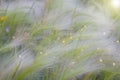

[0,0,120,80]
[0,10,30,47]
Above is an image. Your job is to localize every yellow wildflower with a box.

[1,16,5,22]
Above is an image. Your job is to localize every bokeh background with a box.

[0,0,120,80]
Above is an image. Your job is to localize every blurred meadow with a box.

[0,0,120,80]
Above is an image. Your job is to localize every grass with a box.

[0,0,120,80]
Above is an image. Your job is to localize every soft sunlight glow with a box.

[112,62,116,66]
[19,55,22,58]
[116,40,120,43]
[70,36,73,39]
[99,59,103,62]
[62,40,65,44]
[111,0,120,8]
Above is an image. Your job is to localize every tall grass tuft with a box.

[0,0,120,80]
